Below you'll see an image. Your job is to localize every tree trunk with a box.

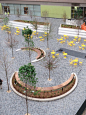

[25,83,28,115]
[10,34,14,58]
[12,45,14,58]
[6,70,10,91]
[28,42,31,63]
[49,68,50,80]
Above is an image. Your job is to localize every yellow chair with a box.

[67,36,69,39]
[82,47,84,50]
[72,43,75,46]
[78,37,81,42]
[79,46,82,50]
[74,63,77,67]
[69,43,73,46]
[40,38,44,41]
[79,61,83,65]
[52,55,55,58]
[60,40,65,44]
[56,53,59,57]
[62,51,65,54]
[69,61,73,65]
[73,39,77,41]
[57,38,59,42]
[84,39,86,43]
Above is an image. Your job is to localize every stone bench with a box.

[15,71,75,92]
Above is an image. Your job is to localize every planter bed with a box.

[14,20,49,25]
[58,24,86,38]
[12,72,76,99]
[61,24,81,29]
[8,21,50,33]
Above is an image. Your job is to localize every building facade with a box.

[0,0,86,19]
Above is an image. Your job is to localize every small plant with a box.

[19,84,22,87]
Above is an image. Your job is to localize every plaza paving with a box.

[0,15,86,115]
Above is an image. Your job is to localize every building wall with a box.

[41,5,71,19]
[1,3,41,16]
[0,3,2,14]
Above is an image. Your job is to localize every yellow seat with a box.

[79,61,83,65]
[69,61,73,65]
[52,55,55,58]
[56,53,59,57]
[82,47,84,50]
[60,40,65,44]
[72,44,75,46]
[64,56,67,58]
[78,37,81,42]
[62,51,65,54]
[73,39,77,41]
[67,36,69,39]
[79,46,82,50]
[57,38,59,42]
[74,63,77,67]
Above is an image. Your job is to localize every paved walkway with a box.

[0,15,86,115]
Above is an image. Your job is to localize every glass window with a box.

[24,7,28,14]
[4,6,10,13]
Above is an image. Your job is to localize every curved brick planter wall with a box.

[10,72,78,101]
[15,71,75,92]
[16,47,46,62]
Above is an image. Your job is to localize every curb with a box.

[10,72,78,102]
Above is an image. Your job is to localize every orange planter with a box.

[81,22,86,31]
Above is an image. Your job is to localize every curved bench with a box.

[21,47,43,59]
[15,71,75,92]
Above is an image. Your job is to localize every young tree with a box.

[18,63,38,115]
[43,20,52,50]
[3,16,9,25]
[22,26,34,63]
[0,25,11,42]
[6,33,18,59]
[33,18,38,38]
[74,7,83,37]
[0,50,13,92]
[42,10,49,20]
[41,52,59,81]
[29,10,33,20]
[17,8,20,17]
[63,12,67,23]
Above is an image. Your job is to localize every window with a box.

[24,7,28,14]
[4,6,10,13]
[71,7,83,19]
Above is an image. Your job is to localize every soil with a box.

[61,24,81,29]
[14,20,49,26]
[12,75,76,99]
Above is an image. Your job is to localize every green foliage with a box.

[33,90,39,95]
[3,16,9,25]
[74,8,83,19]
[22,26,32,37]
[22,26,34,47]
[18,63,38,86]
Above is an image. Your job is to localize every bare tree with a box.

[42,10,49,20]
[5,27,18,59]
[33,18,38,38]
[17,8,20,17]
[63,12,67,23]
[40,52,59,81]
[0,50,13,92]
[29,10,33,20]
